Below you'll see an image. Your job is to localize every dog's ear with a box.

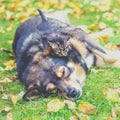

[23,86,41,101]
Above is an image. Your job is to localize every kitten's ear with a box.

[23,86,41,101]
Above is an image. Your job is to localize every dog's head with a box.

[23,54,86,101]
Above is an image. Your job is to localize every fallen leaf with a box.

[0,85,4,91]
[91,68,104,73]
[0,78,12,84]
[3,60,16,70]
[100,34,109,43]
[89,24,99,30]
[79,113,90,120]
[47,98,65,112]
[103,88,120,102]
[7,112,13,120]
[7,40,13,44]
[9,94,18,105]
[112,108,117,118]
[69,115,78,120]
[106,116,112,120]
[99,22,107,30]
[78,102,96,115]
[2,93,9,100]
[3,107,12,112]
[64,99,76,110]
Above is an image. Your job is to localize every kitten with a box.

[39,32,70,57]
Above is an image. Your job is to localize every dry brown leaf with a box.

[64,99,76,110]
[103,88,120,102]
[3,107,12,112]
[9,94,19,105]
[78,102,96,115]
[2,93,9,100]
[69,115,78,120]
[99,22,107,30]
[0,78,12,84]
[7,112,13,120]
[0,85,4,91]
[79,113,90,120]
[112,108,117,118]
[47,98,65,112]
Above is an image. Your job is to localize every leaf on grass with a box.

[112,108,117,118]
[0,85,4,91]
[103,87,120,102]
[3,107,12,112]
[78,102,96,115]
[7,112,13,120]
[9,94,19,105]
[47,98,65,112]
[7,40,13,44]
[106,116,112,120]
[69,115,78,120]
[89,24,99,30]
[0,78,12,84]
[79,113,90,120]
[3,60,16,70]
[91,68,104,73]
[64,99,76,110]
[2,94,9,100]
[99,22,107,30]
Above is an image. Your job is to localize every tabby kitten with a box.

[40,33,70,57]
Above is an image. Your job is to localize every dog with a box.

[13,10,120,101]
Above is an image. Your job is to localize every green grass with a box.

[0,0,120,120]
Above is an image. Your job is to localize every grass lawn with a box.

[0,0,120,120]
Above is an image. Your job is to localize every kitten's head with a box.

[42,33,70,57]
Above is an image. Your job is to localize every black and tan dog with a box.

[13,10,120,101]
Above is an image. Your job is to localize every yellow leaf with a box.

[103,88,120,102]
[106,116,112,120]
[78,102,96,115]
[7,40,13,44]
[101,35,109,43]
[89,24,99,30]
[9,94,18,105]
[91,68,104,73]
[47,98,65,112]
[3,60,16,70]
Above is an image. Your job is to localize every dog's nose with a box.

[68,87,80,99]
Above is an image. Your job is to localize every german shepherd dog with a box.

[13,10,120,101]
